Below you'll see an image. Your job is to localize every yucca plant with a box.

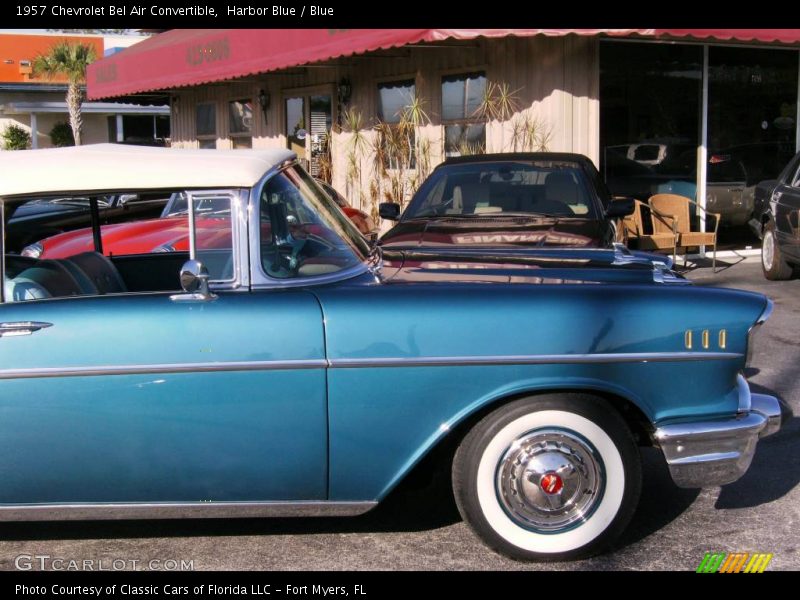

[472,80,521,151]
[341,107,370,208]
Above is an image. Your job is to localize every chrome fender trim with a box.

[0,501,377,522]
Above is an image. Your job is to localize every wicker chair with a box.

[648,193,720,271]
[621,199,677,255]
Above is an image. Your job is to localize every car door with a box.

[771,156,800,261]
[0,291,328,506]
[0,191,328,507]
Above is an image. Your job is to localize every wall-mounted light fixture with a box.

[337,77,352,107]
[258,88,270,123]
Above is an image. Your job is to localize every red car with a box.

[22,182,373,259]
[316,180,377,238]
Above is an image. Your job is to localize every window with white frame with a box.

[228,98,254,149]
[377,79,416,169]
[442,72,487,157]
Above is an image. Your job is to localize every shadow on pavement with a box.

[715,396,800,510]
[611,447,700,551]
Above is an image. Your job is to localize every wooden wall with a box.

[169,35,600,214]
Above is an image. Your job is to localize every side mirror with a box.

[379,202,401,221]
[606,197,636,218]
[171,259,216,302]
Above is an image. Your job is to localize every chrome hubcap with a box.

[763,231,774,270]
[495,429,604,532]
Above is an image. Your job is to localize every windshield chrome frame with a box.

[248,160,372,290]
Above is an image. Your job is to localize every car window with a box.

[259,167,367,280]
[405,161,597,219]
[792,164,800,188]
[15,190,232,281]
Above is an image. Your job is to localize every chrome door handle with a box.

[0,321,53,337]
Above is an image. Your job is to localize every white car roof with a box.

[0,144,296,199]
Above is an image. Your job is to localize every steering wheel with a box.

[266,236,307,278]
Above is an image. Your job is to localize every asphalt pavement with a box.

[0,256,797,571]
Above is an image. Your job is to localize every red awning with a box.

[87,28,800,100]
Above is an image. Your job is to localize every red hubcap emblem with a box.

[540,472,563,495]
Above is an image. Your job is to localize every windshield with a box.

[403,160,598,220]
[258,165,370,279]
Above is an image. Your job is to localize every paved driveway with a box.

[0,258,797,571]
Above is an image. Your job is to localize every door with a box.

[772,157,800,261]
[285,92,333,178]
[0,290,327,505]
[0,188,329,506]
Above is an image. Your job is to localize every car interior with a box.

[412,165,595,218]
[2,188,236,302]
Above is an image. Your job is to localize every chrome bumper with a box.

[654,381,783,488]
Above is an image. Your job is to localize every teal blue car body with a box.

[0,145,778,520]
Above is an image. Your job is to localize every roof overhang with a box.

[1,101,170,115]
[87,28,800,100]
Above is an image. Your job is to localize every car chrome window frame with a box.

[182,188,248,291]
[248,160,371,290]
[0,187,249,302]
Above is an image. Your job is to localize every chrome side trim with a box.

[0,352,742,380]
[329,352,742,369]
[736,373,752,413]
[0,501,377,522]
[0,359,328,380]
[746,298,773,366]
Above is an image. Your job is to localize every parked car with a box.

[0,144,784,562]
[316,180,377,238]
[750,150,800,279]
[379,153,635,250]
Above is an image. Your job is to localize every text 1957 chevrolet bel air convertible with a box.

[0,144,784,561]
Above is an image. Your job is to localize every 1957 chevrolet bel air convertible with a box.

[0,145,784,561]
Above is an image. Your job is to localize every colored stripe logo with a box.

[696,552,773,573]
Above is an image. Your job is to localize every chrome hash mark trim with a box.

[0,359,329,380]
[0,352,742,380]
[329,352,742,368]
[0,501,377,522]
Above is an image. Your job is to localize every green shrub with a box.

[49,122,75,147]
[2,124,31,150]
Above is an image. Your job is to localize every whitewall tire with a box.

[452,394,641,561]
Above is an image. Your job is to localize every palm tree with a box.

[33,42,96,146]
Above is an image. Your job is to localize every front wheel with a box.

[452,394,641,561]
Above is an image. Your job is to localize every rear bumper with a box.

[654,379,784,488]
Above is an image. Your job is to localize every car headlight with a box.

[21,242,43,258]
[746,298,773,368]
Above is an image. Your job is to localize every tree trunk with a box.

[66,82,84,146]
